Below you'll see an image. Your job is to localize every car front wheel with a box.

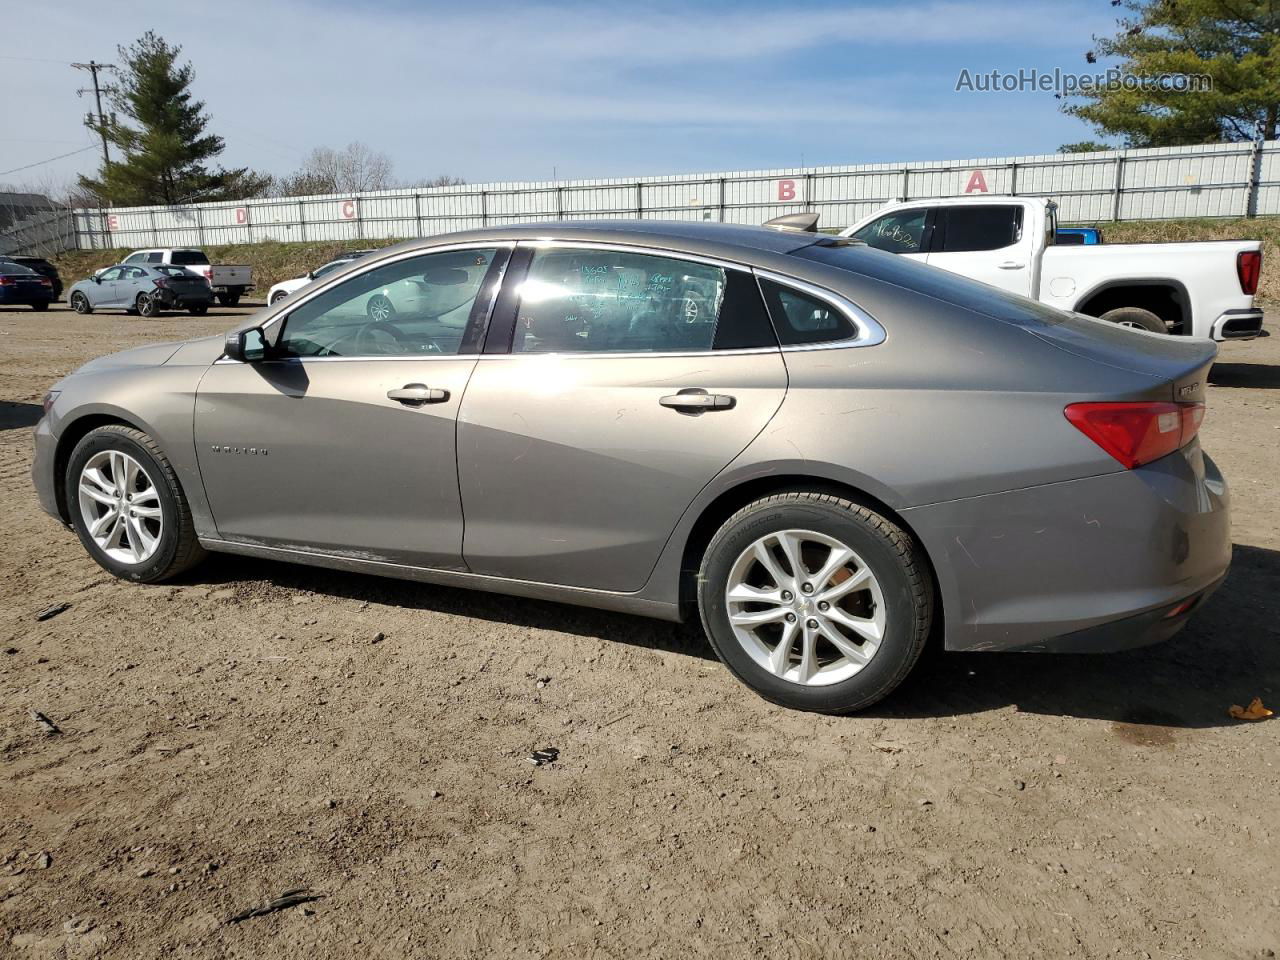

[70,292,92,314]
[65,425,206,582]
[698,491,933,713]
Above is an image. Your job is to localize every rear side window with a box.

[513,249,726,354]
[936,205,1023,252]
[146,252,164,263]
[171,250,209,265]
[759,278,857,346]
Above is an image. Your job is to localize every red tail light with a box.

[153,278,170,289]
[0,276,14,287]
[38,277,51,287]
[1065,401,1205,469]
[1237,250,1261,296]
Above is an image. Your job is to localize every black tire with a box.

[188,304,209,316]
[366,294,396,322]
[65,425,206,583]
[216,291,242,307]
[698,491,933,714]
[1100,307,1166,333]
[70,292,92,315]
[31,302,49,312]
[138,293,162,318]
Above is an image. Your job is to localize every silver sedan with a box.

[32,220,1230,712]
[68,264,213,317]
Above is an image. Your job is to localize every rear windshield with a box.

[171,251,209,265]
[155,265,196,277]
[0,262,37,275]
[17,258,54,270]
[794,241,1069,327]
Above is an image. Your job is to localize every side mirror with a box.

[224,327,268,363]
[305,271,315,280]
[91,276,101,284]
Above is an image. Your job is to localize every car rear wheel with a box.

[698,491,933,713]
[367,294,396,323]
[65,425,206,583]
[137,293,162,318]
[1100,307,1166,333]
[70,292,92,314]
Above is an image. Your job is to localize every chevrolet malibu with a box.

[32,220,1230,713]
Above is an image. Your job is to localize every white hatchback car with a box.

[267,250,376,305]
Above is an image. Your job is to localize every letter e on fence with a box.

[234,207,248,225]
[777,179,797,202]
[106,214,119,231]
[340,199,357,220]
[963,170,989,194]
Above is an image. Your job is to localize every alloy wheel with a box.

[77,450,163,564]
[368,294,394,323]
[724,528,886,686]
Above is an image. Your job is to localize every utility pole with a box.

[72,60,114,169]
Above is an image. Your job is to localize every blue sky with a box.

[2,0,1123,192]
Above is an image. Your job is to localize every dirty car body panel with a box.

[33,220,1230,657]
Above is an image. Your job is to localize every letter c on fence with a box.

[340,200,357,220]
[777,179,797,202]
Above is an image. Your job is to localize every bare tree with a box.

[298,142,395,194]
[409,174,467,188]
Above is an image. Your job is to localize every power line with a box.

[72,60,116,169]
[0,145,99,179]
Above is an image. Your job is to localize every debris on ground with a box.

[29,710,60,734]
[528,747,560,766]
[35,602,70,622]
[228,887,324,923]
[871,740,904,754]
[371,632,385,644]
[1228,697,1273,721]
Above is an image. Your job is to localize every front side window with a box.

[936,205,1023,252]
[852,209,927,254]
[759,278,856,346]
[124,253,146,264]
[513,249,726,354]
[278,248,500,358]
[312,260,349,280]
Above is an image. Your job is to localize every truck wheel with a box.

[188,304,209,316]
[270,290,288,305]
[1100,307,1166,333]
[217,291,242,307]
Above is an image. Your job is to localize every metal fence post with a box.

[556,185,564,219]
[245,204,253,244]
[1111,155,1125,221]
[900,167,909,202]
[1246,139,1263,218]
[297,199,306,242]
[414,192,423,237]
[1009,161,1019,196]
[356,198,364,241]
[635,182,643,219]
[480,190,488,227]
[149,209,159,246]
[718,178,726,222]
[804,172,814,213]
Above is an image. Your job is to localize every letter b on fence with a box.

[777,179,797,202]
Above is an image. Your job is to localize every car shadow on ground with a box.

[0,402,42,430]
[195,542,1280,730]
[1209,361,1280,390]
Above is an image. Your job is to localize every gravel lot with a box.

[2,301,1278,959]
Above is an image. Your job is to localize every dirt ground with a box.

[1,300,1278,960]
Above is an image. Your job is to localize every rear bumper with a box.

[157,289,213,307]
[0,289,55,305]
[903,442,1231,653]
[1211,309,1264,341]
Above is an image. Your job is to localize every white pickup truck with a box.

[117,249,253,307]
[839,197,1264,341]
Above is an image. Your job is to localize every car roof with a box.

[373,219,826,268]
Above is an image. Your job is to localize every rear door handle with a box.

[387,383,450,405]
[997,260,1025,270]
[660,390,736,412]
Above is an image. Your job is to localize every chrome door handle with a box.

[660,391,736,411]
[997,261,1025,270]
[387,383,449,405]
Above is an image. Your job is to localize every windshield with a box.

[171,251,210,265]
[0,262,38,275]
